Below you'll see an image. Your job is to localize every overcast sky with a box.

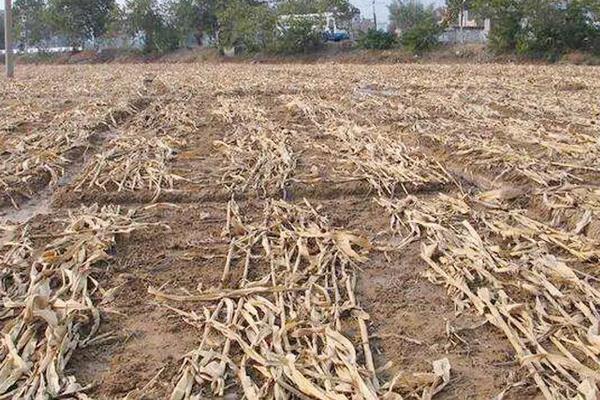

[353,0,445,28]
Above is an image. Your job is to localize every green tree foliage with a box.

[270,16,324,54]
[47,0,116,46]
[166,0,218,47]
[401,13,441,52]
[475,0,522,51]
[2,0,362,56]
[357,28,397,49]
[519,0,598,56]
[104,3,127,39]
[217,0,276,52]
[14,0,53,48]
[445,0,478,24]
[126,0,178,53]
[389,0,434,32]
[389,0,441,52]
[471,0,599,56]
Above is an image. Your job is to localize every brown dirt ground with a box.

[3,63,599,399]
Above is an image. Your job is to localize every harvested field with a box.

[1,63,599,400]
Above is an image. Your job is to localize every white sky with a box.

[352,0,445,29]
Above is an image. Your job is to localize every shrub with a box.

[270,18,324,54]
[477,0,600,57]
[357,28,397,50]
[401,17,441,53]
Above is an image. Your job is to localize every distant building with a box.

[352,16,375,33]
[351,10,389,33]
[440,8,491,44]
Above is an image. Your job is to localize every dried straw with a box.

[153,199,451,399]
[0,205,148,398]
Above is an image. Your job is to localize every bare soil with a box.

[2,62,599,399]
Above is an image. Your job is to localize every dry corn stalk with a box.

[128,100,199,137]
[211,96,269,125]
[0,205,147,398]
[379,193,600,399]
[73,134,185,200]
[214,127,296,196]
[0,127,78,206]
[318,124,449,196]
[523,186,599,240]
[0,94,145,207]
[153,199,450,399]
[422,117,600,188]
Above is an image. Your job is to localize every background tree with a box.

[270,17,324,54]
[470,0,599,56]
[126,0,178,53]
[444,0,477,25]
[104,3,127,39]
[217,0,276,52]
[389,0,433,33]
[14,0,53,48]
[471,0,521,51]
[166,0,218,47]
[389,0,441,52]
[400,10,441,52]
[47,0,116,47]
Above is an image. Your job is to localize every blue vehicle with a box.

[323,31,350,42]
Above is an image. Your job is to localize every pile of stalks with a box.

[214,127,296,196]
[319,124,450,196]
[379,193,600,398]
[129,100,200,138]
[0,66,149,206]
[73,133,185,200]
[152,199,451,400]
[211,96,269,125]
[0,205,147,398]
[282,94,346,128]
[0,126,72,205]
[478,185,600,240]
[424,129,595,187]
[211,95,296,197]
[0,103,146,208]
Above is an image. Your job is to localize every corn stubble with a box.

[318,124,449,196]
[0,206,148,399]
[378,191,600,399]
[2,64,599,399]
[0,70,144,208]
[73,133,185,200]
[152,199,450,400]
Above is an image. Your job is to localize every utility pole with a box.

[4,0,14,78]
[372,0,377,30]
[459,0,465,45]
